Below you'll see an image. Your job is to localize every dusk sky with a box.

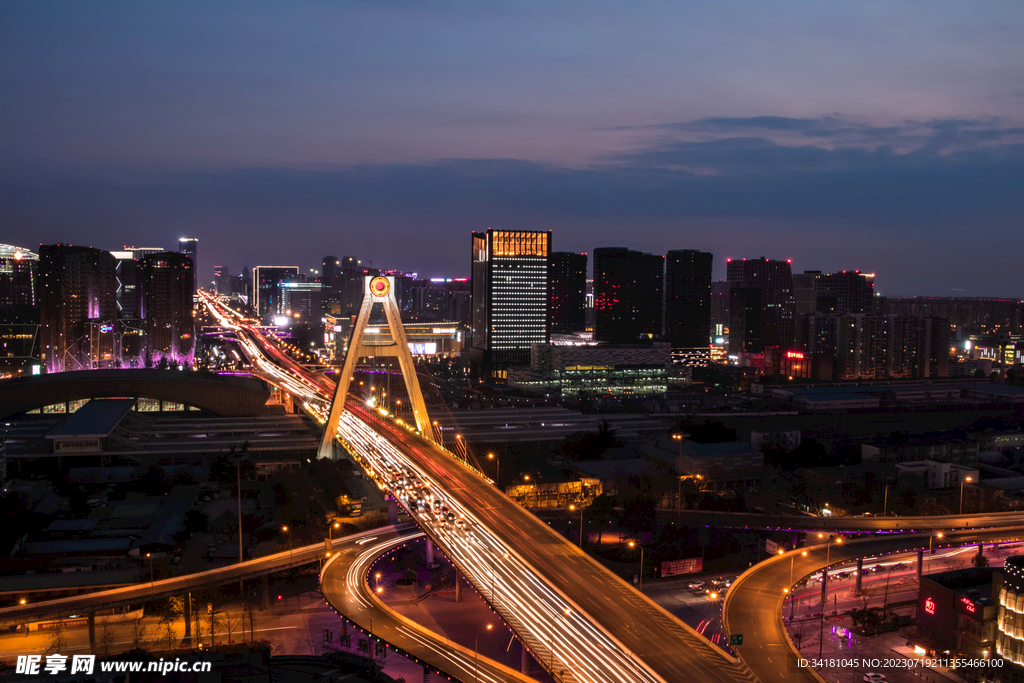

[2,1,1022,296]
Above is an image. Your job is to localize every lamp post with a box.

[787,550,807,621]
[282,526,292,560]
[228,451,250,566]
[369,585,383,661]
[960,476,974,515]
[629,541,645,588]
[146,553,154,585]
[569,504,584,547]
[672,434,683,510]
[474,624,493,683]
[488,453,500,489]
[820,536,843,659]
[929,531,944,555]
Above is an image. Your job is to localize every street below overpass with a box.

[723,526,1024,683]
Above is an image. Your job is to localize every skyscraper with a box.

[471,229,550,378]
[253,266,299,319]
[142,252,195,365]
[124,246,164,261]
[110,251,144,319]
[793,270,875,315]
[0,244,38,311]
[548,252,587,334]
[213,265,230,294]
[664,250,713,365]
[592,247,664,344]
[177,238,198,292]
[726,257,797,354]
[38,244,117,372]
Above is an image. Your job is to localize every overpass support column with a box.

[820,570,828,605]
[423,665,432,682]
[917,550,924,580]
[88,610,96,653]
[856,557,864,595]
[426,539,435,566]
[388,499,398,525]
[455,570,463,603]
[522,644,530,674]
[261,575,270,611]
[793,532,799,549]
[979,543,985,559]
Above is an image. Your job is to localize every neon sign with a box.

[785,351,805,359]
[960,597,976,613]
[924,597,935,615]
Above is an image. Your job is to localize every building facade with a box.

[177,238,198,293]
[726,257,797,354]
[253,266,299,320]
[592,247,664,344]
[508,341,671,396]
[471,229,551,379]
[664,249,713,365]
[141,252,195,365]
[549,251,587,334]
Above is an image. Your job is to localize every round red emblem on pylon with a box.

[370,276,391,298]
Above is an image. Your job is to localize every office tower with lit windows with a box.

[0,244,38,311]
[279,278,323,320]
[109,250,143,319]
[726,257,797,354]
[0,244,40,376]
[213,265,230,294]
[592,247,664,344]
[124,246,164,261]
[471,229,550,379]
[177,238,198,292]
[793,270,875,315]
[664,250,713,365]
[141,252,195,365]
[549,252,587,334]
[253,266,299,320]
[38,244,118,373]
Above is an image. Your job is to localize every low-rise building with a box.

[508,342,671,396]
[911,566,997,676]
[895,460,979,490]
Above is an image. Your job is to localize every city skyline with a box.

[2,2,1023,296]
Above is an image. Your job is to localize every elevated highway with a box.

[723,526,1024,683]
[661,508,1024,533]
[202,293,757,683]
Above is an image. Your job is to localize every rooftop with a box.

[46,399,135,438]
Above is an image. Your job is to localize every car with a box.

[688,581,705,589]
[863,674,887,682]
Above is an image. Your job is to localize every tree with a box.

[585,494,618,543]
[99,621,116,656]
[48,620,68,653]
[618,493,656,539]
[973,550,990,568]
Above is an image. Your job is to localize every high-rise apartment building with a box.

[253,266,299,319]
[881,297,1023,334]
[213,265,230,294]
[141,252,195,364]
[124,246,164,261]
[592,247,664,344]
[279,278,323,320]
[38,245,117,373]
[471,229,550,378]
[549,252,587,334]
[177,238,199,293]
[726,257,797,354]
[0,245,40,375]
[110,251,144,319]
[664,250,713,365]
[322,256,340,280]
[710,280,731,338]
[793,270,875,315]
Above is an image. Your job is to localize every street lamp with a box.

[929,532,944,555]
[282,526,292,559]
[146,553,154,585]
[488,453,500,489]
[228,451,250,566]
[629,541,645,588]
[672,434,683,510]
[960,476,974,515]
[329,521,341,542]
[369,585,383,654]
[474,624,493,683]
[569,504,583,547]
[788,550,807,622]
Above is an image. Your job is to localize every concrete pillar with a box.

[521,644,530,674]
[388,499,398,525]
[426,539,434,566]
[261,575,270,611]
[856,557,864,595]
[369,638,376,661]
[423,665,432,682]
[979,543,985,558]
[183,594,192,644]
[792,532,799,549]
[455,570,463,603]
[917,549,924,580]
[88,610,96,653]
[820,569,828,605]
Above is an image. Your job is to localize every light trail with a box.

[199,292,734,683]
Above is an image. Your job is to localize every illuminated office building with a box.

[253,266,299,319]
[177,238,199,293]
[471,229,550,378]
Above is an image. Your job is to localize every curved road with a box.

[662,509,1024,533]
[319,526,537,683]
[723,526,1024,683]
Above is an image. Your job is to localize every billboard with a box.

[408,342,437,355]
[660,557,703,577]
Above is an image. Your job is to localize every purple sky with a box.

[2,1,1022,295]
